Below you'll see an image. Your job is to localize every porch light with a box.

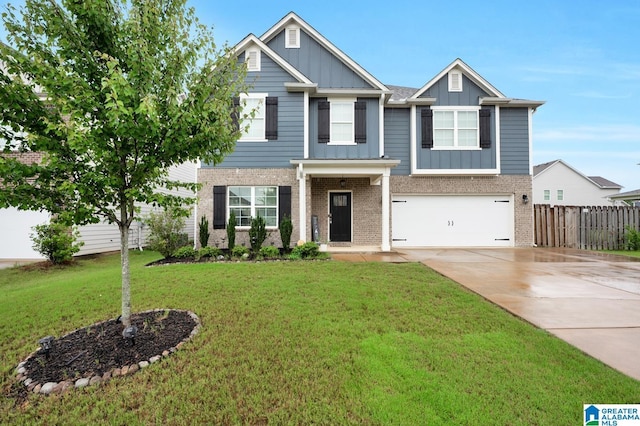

[340,179,346,188]
[522,194,529,204]
[39,336,54,359]
[122,325,138,346]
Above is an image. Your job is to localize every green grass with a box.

[601,250,640,259]
[1,252,639,424]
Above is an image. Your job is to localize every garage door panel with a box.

[392,195,513,247]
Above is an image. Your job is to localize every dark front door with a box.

[329,192,351,242]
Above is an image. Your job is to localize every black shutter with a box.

[265,96,278,140]
[318,100,330,143]
[213,186,226,229]
[278,186,291,223]
[421,107,433,148]
[479,107,491,148]
[231,97,240,132]
[354,100,367,144]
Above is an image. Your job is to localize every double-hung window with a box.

[330,99,355,145]
[543,190,550,201]
[432,107,479,148]
[239,94,267,141]
[228,186,278,227]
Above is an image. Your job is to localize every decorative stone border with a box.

[14,309,201,395]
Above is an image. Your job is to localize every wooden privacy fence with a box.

[534,204,640,250]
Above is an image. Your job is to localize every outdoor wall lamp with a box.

[39,336,54,359]
[340,179,346,188]
[522,194,529,204]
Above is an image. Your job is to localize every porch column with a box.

[381,169,391,252]
[297,164,307,243]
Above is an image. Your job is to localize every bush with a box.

[173,246,197,259]
[30,220,83,264]
[227,212,236,250]
[249,216,267,252]
[198,216,210,248]
[146,208,186,258]
[279,214,293,251]
[259,245,280,259]
[231,245,250,258]
[198,246,223,259]
[625,225,640,251]
[290,241,320,259]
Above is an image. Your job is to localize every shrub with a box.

[173,246,197,259]
[146,208,186,258]
[231,245,250,258]
[259,245,280,259]
[625,225,640,251]
[279,214,293,251]
[198,246,223,259]
[249,216,267,252]
[290,241,320,259]
[30,220,83,264]
[227,212,236,250]
[198,216,210,248]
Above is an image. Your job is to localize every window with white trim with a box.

[432,108,479,148]
[448,70,462,92]
[543,190,550,201]
[557,190,564,201]
[246,48,260,71]
[239,93,266,141]
[330,98,355,145]
[285,26,300,48]
[228,186,278,227]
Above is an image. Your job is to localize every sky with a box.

[2,0,639,190]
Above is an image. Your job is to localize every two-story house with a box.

[197,12,544,251]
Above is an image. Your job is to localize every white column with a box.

[298,164,307,243]
[381,169,391,252]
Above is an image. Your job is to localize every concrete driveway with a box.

[333,247,640,381]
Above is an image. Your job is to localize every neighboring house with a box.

[533,159,622,206]
[607,189,640,207]
[197,12,544,250]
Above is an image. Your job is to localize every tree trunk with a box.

[120,222,131,327]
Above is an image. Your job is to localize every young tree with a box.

[0,0,248,327]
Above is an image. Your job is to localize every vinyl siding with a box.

[267,29,373,89]
[384,108,411,175]
[420,74,490,106]
[500,108,530,175]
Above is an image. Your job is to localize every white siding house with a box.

[533,160,622,206]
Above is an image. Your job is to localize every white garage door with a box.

[392,195,514,247]
[0,207,49,259]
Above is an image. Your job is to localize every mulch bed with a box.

[13,309,199,397]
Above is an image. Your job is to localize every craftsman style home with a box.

[198,12,544,251]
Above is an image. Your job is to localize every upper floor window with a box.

[246,48,261,71]
[239,94,266,141]
[228,186,278,228]
[432,108,479,148]
[330,99,355,145]
[543,190,550,201]
[285,25,300,48]
[557,190,564,201]
[318,99,367,145]
[448,70,463,92]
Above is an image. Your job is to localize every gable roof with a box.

[608,188,640,201]
[533,159,622,189]
[259,12,389,93]
[410,58,505,100]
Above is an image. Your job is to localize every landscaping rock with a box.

[149,355,161,364]
[40,382,57,394]
[127,364,139,375]
[89,376,101,386]
[75,378,90,388]
[139,361,149,369]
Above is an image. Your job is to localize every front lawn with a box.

[1,251,638,424]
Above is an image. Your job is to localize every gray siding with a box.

[415,106,497,170]
[267,29,373,89]
[383,108,411,175]
[309,97,380,159]
[206,53,304,169]
[420,74,490,106]
[500,108,530,174]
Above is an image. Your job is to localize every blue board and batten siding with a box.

[308,97,380,159]
[204,53,304,169]
[500,108,530,174]
[419,74,488,106]
[267,30,373,89]
[384,108,411,175]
